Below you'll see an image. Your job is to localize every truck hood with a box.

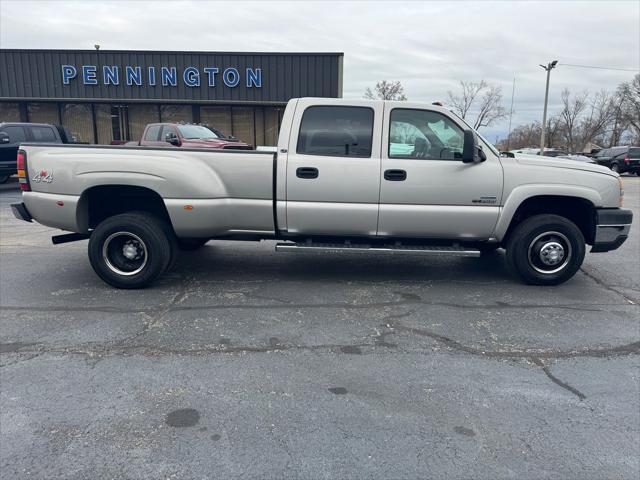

[513,153,616,177]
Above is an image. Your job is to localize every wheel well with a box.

[504,196,596,244]
[78,185,172,231]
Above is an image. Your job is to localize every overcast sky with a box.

[1,0,638,141]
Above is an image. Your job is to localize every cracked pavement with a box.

[1,176,639,479]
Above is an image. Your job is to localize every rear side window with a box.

[0,125,26,143]
[29,126,57,142]
[144,125,161,141]
[297,106,374,158]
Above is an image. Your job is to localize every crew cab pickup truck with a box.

[136,123,252,150]
[11,98,633,288]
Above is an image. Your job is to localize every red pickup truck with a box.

[136,123,252,150]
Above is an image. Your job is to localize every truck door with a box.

[284,99,383,236]
[377,105,502,239]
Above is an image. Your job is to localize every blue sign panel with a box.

[62,65,263,88]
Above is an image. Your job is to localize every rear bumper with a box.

[591,208,633,252]
[11,202,33,223]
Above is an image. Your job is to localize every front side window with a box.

[144,125,161,141]
[389,109,464,160]
[297,106,374,157]
[161,126,178,140]
[30,126,57,142]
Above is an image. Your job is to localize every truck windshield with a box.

[177,125,220,139]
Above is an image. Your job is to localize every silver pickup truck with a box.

[11,98,633,288]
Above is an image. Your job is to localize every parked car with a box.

[11,97,632,288]
[593,146,640,175]
[0,122,76,183]
[137,123,252,150]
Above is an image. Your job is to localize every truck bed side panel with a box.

[21,144,276,237]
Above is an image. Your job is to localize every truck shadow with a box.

[170,244,513,284]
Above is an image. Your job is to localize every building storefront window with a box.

[0,102,20,122]
[264,107,281,146]
[129,104,160,141]
[200,106,232,138]
[232,107,255,147]
[254,107,265,147]
[94,104,116,144]
[27,103,59,124]
[160,105,192,124]
[61,103,93,143]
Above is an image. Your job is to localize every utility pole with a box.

[539,60,558,154]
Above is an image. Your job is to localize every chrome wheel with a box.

[527,231,572,274]
[102,231,148,276]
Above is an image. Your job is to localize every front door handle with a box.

[296,167,319,179]
[384,169,407,181]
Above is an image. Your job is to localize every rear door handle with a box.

[384,169,407,181]
[296,167,319,179]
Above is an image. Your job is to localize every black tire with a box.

[506,214,585,286]
[611,163,620,173]
[177,238,209,251]
[88,212,175,289]
[0,175,9,184]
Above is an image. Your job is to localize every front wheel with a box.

[506,214,585,285]
[0,175,9,184]
[88,212,175,289]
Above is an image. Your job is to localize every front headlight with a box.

[619,177,624,207]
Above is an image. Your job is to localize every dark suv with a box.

[593,146,640,175]
[0,123,76,183]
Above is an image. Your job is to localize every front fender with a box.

[493,184,602,241]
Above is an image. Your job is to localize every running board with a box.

[275,243,480,257]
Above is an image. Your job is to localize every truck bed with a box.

[19,143,278,238]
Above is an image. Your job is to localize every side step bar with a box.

[275,243,480,257]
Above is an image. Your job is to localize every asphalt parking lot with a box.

[1,176,639,479]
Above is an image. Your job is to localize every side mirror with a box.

[165,132,180,146]
[462,129,486,164]
[0,132,10,144]
[228,135,236,141]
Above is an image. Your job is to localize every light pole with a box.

[539,60,558,154]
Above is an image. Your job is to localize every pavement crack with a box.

[580,266,637,304]
[387,322,640,360]
[531,357,587,400]
[1,299,631,314]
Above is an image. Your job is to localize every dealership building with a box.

[0,49,343,146]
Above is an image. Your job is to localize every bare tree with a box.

[363,80,407,100]
[619,74,640,143]
[580,90,616,148]
[545,115,562,150]
[447,80,486,119]
[447,80,507,130]
[559,88,588,152]
[504,74,639,152]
